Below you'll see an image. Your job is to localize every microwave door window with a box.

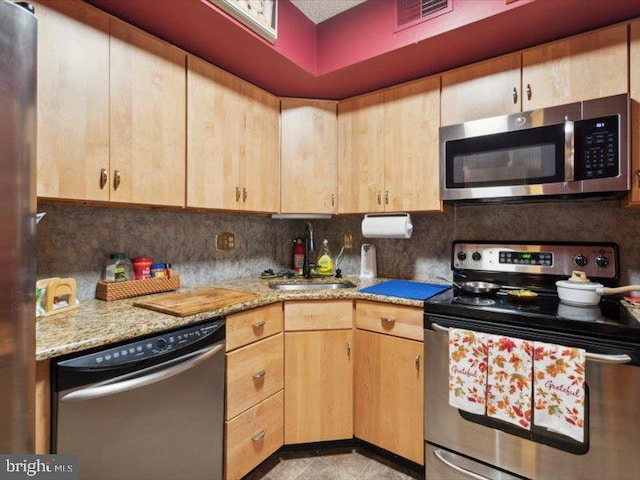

[446,124,566,189]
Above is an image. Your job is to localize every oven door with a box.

[424,315,640,480]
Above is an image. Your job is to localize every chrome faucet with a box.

[302,221,315,278]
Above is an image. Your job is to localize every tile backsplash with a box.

[38,198,640,300]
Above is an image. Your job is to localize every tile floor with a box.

[244,446,424,480]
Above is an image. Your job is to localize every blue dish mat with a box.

[358,280,450,301]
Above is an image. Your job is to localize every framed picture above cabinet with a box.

[209,0,277,43]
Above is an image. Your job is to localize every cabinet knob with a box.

[243,187,248,202]
[384,190,389,205]
[512,87,518,104]
[415,353,421,371]
[252,431,265,442]
[381,317,395,325]
[113,170,121,190]
[252,370,266,379]
[100,168,108,190]
[526,83,532,101]
[252,321,265,329]
[235,187,241,202]
[377,191,382,205]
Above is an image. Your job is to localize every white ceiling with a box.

[290,0,368,24]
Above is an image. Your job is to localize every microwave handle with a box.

[564,119,575,182]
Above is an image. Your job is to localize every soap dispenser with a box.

[316,239,334,276]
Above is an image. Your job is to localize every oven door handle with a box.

[433,448,491,480]
[430,323,632,364]
[61,343,224,402]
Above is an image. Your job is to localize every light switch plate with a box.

[343,233,353,251]
[215,232,235,252]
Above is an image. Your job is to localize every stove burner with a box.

[453,296,496,306]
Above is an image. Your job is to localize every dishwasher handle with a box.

[61,343,224,402]
[430,322,632,364]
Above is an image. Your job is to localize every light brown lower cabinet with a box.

[354,329,424,465]
[36,359,51,454]
[225,390,284,480]
[284,329,353,444]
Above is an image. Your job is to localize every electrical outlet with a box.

[343,233,353,251]
[215,232,235,252]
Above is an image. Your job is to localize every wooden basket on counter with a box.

[96,275,181,301]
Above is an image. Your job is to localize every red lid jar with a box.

[132,257,152,280]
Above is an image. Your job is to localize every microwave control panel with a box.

[575,115,619,180]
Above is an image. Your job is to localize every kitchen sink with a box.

[268,280,356,291]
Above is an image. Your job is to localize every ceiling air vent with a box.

[396,0,452,29]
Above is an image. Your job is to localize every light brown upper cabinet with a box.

[338,76,441,214]
[441,54,521,127]
[280,99,338,214]
[110,19,186,207]
[442,24,627,126]
[338,92,385,214]
[522,24,627,111]
[187,57,279,213]
[36,0,110,201]
[628,20,640,206]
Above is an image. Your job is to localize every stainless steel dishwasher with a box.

[52,318,225,480]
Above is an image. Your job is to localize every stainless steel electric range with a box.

[423,241,640,480]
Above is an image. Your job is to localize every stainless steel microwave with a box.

[440,94,629,202]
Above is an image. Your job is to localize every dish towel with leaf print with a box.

[448,328,488,414]
[486,335,533,429]
[533,341,586,442]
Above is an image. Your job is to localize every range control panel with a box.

[453,242,618,279]
[59,318,224,369]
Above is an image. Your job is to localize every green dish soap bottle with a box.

[316,239,334,276]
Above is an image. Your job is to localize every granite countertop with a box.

[36,275,432,361]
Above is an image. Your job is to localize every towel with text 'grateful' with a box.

[486,335,533,429]
[448,328,488,415]
[533,341,586,442]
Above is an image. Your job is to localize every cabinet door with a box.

[36,0,110,201]
[522,24,627,111]
[284,330,353,443]
[338,92,385,214]
[241,82,280,213]
[110,19,186,207]
[630,21,640,205]
[281,99,337,214]
[187,56,242,210]
[441,54,521,126]
[354,330,423,465]
[384,77,442,212]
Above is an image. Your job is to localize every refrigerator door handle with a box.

[61,343,223,402]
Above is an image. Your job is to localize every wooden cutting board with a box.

[133,287,259,317]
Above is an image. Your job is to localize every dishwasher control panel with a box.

[58,318,224,369]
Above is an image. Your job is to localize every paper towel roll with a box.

[361,214,413,239]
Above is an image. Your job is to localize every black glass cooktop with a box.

[424,288,640,343]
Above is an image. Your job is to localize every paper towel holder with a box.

[361,212,413,239]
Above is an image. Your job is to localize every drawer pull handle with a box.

[252,431,265,442]
[512,87,518,104]
[381,317,395,325]
[377,191,382,205]
[113,169,121,190]
[415,353,421,370]
[242,187,248,202]
[347,341,352,357]
[526,83,532,101]
[236,186,241,202]
[252,321,265,328]
[252,370,266,379]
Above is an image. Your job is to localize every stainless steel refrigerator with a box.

[0,0,37,454]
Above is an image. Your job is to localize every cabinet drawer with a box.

[225,390,283,480]
[226,303,283,351]
[284,300,353,331]
[226,333,283,420]
[355,300,423,341]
